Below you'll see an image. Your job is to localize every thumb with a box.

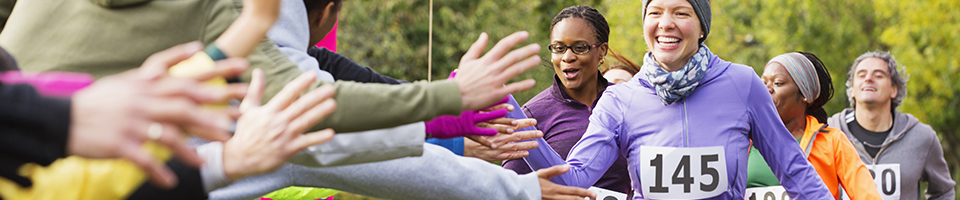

[536,164,570,179]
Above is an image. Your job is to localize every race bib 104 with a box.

[745,186,790,200]
[585,187,628,200]
[638,146,728,199]
[839,163,900,200]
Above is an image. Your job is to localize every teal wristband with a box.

[204,44,228,61]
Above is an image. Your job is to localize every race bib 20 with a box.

[840,163,900,200]
[638,146,728,199]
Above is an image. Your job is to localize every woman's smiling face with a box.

[643,0,702,71]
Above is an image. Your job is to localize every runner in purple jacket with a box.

[526,0,834,199]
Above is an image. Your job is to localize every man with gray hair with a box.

[827,51,955,200]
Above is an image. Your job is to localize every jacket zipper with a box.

[682,100,689,147]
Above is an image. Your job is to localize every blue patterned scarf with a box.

[641,44,712,105]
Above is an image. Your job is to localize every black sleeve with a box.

[309,46,407,84]
[125,159,206,200]
[0,82,72,187]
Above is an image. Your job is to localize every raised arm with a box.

[525,90,622,189]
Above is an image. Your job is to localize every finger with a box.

[120,143,177,189]
[557,186,596,199]
[487,118,519,126]
[191,58,249,81]
[149,77,226,103]
[139,41,204,80]
[467,127,499,137]
[292,129,336,152]
[152,125,205,168]
[224,83,249,101]
[499,79,537,98]
[480,31,530,63]
[460,32,488,63]
[485,124,515,135]
[483,103,513,112]
[473,109,508,122]
[465,135,494,149]
[182,118,232,142]
[286,98,337,135]
[239,68,265,112]
[500,130,543,144]
[496,151,529,160]
[497,141,539,152]
[142,97,228,134]
[498,142,538,157]
[264,72,316,111]
[493,49,541,81]
[514,118,537,130]
[536,164,570,179]
[278,84,336,125]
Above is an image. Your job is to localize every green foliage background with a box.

[334,0,959,198]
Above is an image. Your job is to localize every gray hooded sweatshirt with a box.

[828,108,955,200]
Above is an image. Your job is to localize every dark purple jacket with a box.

[502,74,631,193]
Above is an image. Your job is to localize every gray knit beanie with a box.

[642,0,711,43]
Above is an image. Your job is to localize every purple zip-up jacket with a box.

[527,53,833,199]
[502,75,631,193]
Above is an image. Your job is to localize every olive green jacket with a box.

[0,0,461,133]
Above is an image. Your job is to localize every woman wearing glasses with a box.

[500,5,631,194]
[526,0,835,199]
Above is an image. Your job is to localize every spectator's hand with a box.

[537,165,596,200]
[455,31,539,110]
[68,42,247,189]
[425,96,512,139]
[464,118,539,162]
[223,69,337,181]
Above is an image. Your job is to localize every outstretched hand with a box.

[464,118,541,162]
[222,69,337,181]
[537,165,596,200]
[68,42,247,189]
[454,31,540,110]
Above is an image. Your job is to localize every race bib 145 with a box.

[638,146,728,199]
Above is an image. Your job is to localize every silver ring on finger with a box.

[148,122,163,141]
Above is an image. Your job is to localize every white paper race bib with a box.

[585,187,628,200]
[638,146,728,199]
[745,186,791,200]
[840,164,900,200]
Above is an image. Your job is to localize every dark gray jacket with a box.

[828,109,955,200]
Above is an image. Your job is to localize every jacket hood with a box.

[828,108,920,148]
[90,0,151,8]
[267,0,335,82]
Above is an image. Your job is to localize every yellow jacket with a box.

[0,143,170,200]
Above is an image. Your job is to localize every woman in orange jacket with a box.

[746,52,880,199]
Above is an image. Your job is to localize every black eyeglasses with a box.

[548,42,604,54]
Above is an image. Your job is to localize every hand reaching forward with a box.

[464,118,541,162]
[223,69,337,181]
[455,31,540,110]
[537,165,596,200]
[68,42,248,188]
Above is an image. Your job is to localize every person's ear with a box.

[890,84,898,99]
[320,2,337,24]
[599,43,608,58]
